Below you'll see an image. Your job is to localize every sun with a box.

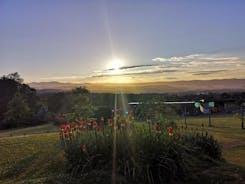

[108,58,123,70]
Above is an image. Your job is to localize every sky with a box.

[1,0,245,83]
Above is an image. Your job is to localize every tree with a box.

[70,87,95,119]
[47,92,71,113]
[0,73,42,129]
[72,87,89,95]
[3,92,32,128]
[1,72,24,83]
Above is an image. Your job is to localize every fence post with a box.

[184,104,187,128]
[241,104,244,129]
[208,109,211,127]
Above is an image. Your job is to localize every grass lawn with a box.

[0,116,244,183]
[0,133,64,184]
[178,116,245,167]
[0,124,59,138]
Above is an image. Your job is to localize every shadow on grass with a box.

[0,154,37,180]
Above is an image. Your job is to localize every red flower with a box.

[168,127,174,136]
[108,119,113,126]
[87,118,92,126]
[79,121,84,128]
[92,121,98,128]
[116,109,121,116]
[129,111,134,121]
[121,119,126,127]
[81,144,87,152]
[71,123,76,129]
[60,124,66,130]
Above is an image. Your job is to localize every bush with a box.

[182,133,222,160]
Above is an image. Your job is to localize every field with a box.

[0,116,244,183]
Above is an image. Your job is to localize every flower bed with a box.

[59,113,221,183]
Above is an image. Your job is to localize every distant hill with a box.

[29,79,245,93]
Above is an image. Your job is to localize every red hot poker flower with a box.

[60,124,66,130]
[79,121,84,127]
[121,119,126,127]
[92,121,98,128]
[108,119,113,126]
[168,127,174,136]
[87,118,92,126]
[116,109,121,116]
[81,144,87,152]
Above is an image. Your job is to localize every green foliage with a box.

[0,73,43,129]
[72,86,89,94]
[134,98,177,121]
[93,106,112,121]
[3,92,33,128]
[70,87,95,119]
[62,122,222,183]
[47,92,71,113]
[182,133,222,160]
[1,117,245,184]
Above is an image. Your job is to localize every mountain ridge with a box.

[29,79,245,93]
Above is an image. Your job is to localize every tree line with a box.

[0,73,95,129]
[1,73,244,129]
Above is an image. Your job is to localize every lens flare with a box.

[108,58,123,70]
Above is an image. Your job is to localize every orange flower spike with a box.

[108,119,113,127]
[81,144,87,152]
[121,119,126,127]
[168,127,174,136]
[87,118,92,126]
[92,121,98,129]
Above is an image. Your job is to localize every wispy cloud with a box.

[152,54,239,62]
[92,69,178,78]
[106,64,156,71]
[89,53,245,83]
[37,53,245,83]
[190,70,228,76]
[152,54,202,62]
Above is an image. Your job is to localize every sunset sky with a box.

[1,0,245,83]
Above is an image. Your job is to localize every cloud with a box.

[152,54,239,63]
[92,68,178,78]
[152,54,201,62]
[89,53,244,83]
[190,70,228,76]
[106,64,156,71]
[37,53,245,83]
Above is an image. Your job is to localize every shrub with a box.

[182,133,222,160]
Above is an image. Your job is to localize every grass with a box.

[178,116,245,167]
[0,133,64,184]
[0,124,59,138]
[0,115,244,183]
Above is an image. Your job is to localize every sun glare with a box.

[108,58,123,70]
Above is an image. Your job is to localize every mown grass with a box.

[0,133,64,184]
[178,116,245,167]
[0,116,244,183]
[0,124,59,138]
